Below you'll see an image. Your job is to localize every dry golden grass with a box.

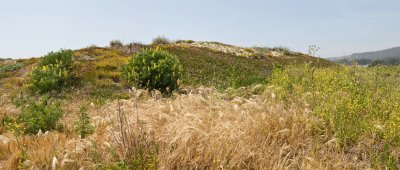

[0,87,375,169]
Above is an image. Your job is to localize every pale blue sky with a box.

[1,0,399,58]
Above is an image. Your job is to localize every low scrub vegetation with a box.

[272,46,296,56]
[0,63,24,78]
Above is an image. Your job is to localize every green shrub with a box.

[110,40,123,48]
[74,106,94,138]
[17,96,64,135]
[151,36,171,45]
[26,49,74,94]
[122,48,182,94]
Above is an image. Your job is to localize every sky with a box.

[1,0,400,59]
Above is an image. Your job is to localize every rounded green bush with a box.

[18,96,64,135]
[27,49,73,94]
[122,48,182,94]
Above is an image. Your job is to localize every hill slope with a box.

[0,41,334,97]
[329,46,400,65]
[3,41,400,169]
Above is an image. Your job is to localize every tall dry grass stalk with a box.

[0,87,372,169]
[101,88,371,169]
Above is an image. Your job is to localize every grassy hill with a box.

[0,41,334,103]
[1,40,369,169]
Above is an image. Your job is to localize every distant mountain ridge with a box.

[351,46,400,60]
[328,46,400,65]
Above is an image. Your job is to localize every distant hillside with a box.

[329,46,400,66]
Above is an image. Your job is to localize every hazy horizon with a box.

[1,0,400,59]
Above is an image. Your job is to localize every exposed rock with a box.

[74,55,96,61]
[177,42,253,56]
[271,51,283,57]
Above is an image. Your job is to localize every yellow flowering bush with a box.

[122,48,182,94]
[26,49,74,94]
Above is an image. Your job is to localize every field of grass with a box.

[2,42,399,169]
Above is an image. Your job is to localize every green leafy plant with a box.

[26,49,74,94]
[74,106,95,138]
[17,95,64,135]
[122,48,182,94]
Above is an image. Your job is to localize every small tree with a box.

[122,48,182,94]
[74,106,94,138]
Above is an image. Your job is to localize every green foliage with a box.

[74,106,94,138]
[122,48,182,94]
[27,49,74,94]
[228,67,240,88]
[17,96,64,135]
[151,36,171,45]
[269,64,400,168]
[39,49,73,68]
